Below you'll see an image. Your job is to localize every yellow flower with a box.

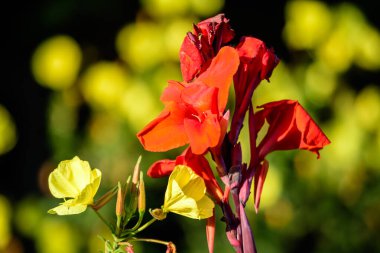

[162,165,214,219]
[48,156,101,215]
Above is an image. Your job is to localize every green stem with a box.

[125,211,145,232]
[121,217,157,237]
[92,207,114,232]
[115,215,122,237]
[122,237,171,246]
[135,217,157,233]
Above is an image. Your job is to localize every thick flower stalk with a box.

[48,156,101,215]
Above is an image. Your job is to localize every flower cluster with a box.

[137,13,330,253]
[47,13,330,253]
[48,155,215,252]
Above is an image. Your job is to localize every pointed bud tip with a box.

[132,156,142,185]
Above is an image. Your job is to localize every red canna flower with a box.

[179,13,235,82]
[147,147,224,203]
[245,99,331,212]
[137,46,239,155]
[229,36,279,144]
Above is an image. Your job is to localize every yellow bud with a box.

[115,182,124,216]
[138,172,145,213]
[132,155,142,185]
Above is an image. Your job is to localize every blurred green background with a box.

[1,0,380,252]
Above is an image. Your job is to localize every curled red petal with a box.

[256,100,331,159]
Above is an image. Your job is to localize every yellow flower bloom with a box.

[48,156,101,215]
[162,165,214,219]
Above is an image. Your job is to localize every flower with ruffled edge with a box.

[48,156,101,215]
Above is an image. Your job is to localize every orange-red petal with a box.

[136,107,188,152]
[184,112,220,154]
[197,46,239,111]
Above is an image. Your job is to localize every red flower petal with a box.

[160,80,185,104]
[256,100,331,159]
[197,46,239,111]
[179,13,235,82]
[179,35,204,82]
[136,106,188,152]
[254,160,269,213]
[184,112,220,154]
[197,13,235,46]
[181,84,219,115]
[229,36,279,144]
[147,159,176,178]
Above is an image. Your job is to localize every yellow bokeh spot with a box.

[354,85,380,132]
[151,63,182,93]
[0,105,17,155]
[36,218,81,253]
[80,61,129,111]
[164,19,195,61]
[264,199,294,229]
[316,3,367,73]
[252,62,300,107]
[0,195,11,250]
[31,35,82,90]
[354,25,380,70]
[323,90,363,188]
[116,22,165,71]
[14,196,43,238]
[140,0,189,18]
[189,0,224,17]
[304,62,338,106]
[119,79,161,132]
[283,0,332,50]
[317,30,355,72]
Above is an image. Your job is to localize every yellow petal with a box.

[196,196,215,219]
[165,197,199,219]
[48,167,80,198]
[163,165,214,220]
[90,168,102,196]
[47,156,102,215]
[48,203,87,215]
[181,176,207,201]
[61,156,92,190]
